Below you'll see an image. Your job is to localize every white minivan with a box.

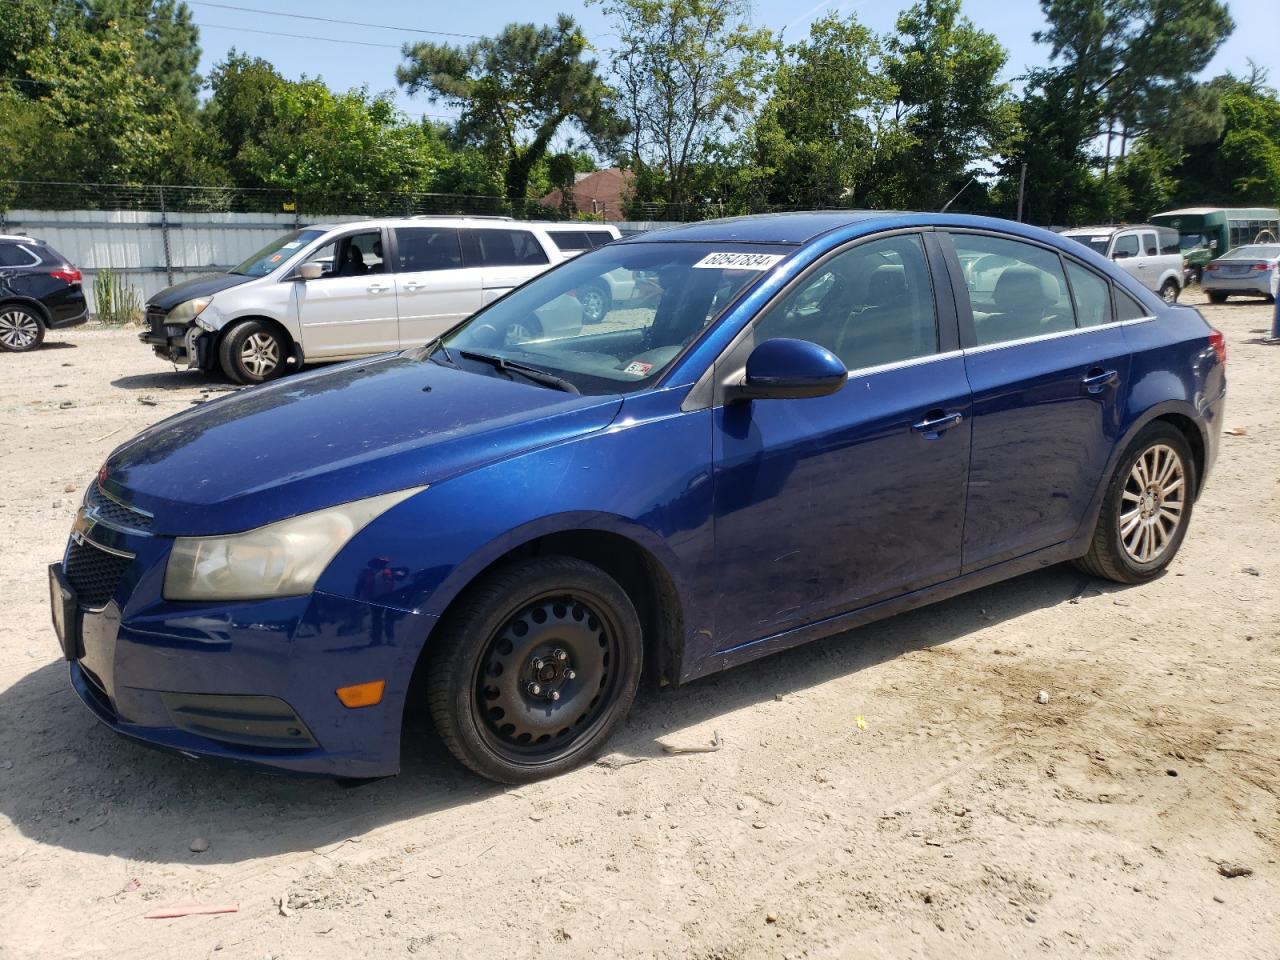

[141,217,579,383]
[1059,224,1184,303]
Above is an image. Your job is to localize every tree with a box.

[1005,0,1234,224]
[397,16,621,202]
[882,0,1017,210]
[600,0,776,209]
[83,1,202,113]
[750,14,897,209]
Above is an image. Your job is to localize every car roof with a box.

[304,217,559,233]
[0,234,39,243]
[1061,224,1172,235]
[626,211,913,246]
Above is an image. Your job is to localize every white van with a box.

[141,217,572,383]
[1059,224,1184,303]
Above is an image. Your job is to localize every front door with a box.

[390,225,483,347]
[944,231,1132,572]
[712,232,972,651]
[295,229,399,358]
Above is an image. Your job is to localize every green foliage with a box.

[82,0,202,112]
[397,16,622,201]
[599,0,777,208]
[92,268,143,325]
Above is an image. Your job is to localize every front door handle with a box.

[402,282,423,292]
[367,283,390,294]
[912,411,963,439]
[1082,368,1118,393]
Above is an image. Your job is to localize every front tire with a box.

[0,305,45,352]
[219,320,287,384]
[578,282,611,324]
[1159,279,1180,304]
[1073,422,1196,584]
[425,556,643,783]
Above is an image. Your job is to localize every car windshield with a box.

[428,242,789,395]
[1179,233,1205,250]
[1224,244,1280,260]
[231,229,327,277]
[1066,234,1111,255]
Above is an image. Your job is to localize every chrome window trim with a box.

[964,314,1156,356]
[844,348,963,379]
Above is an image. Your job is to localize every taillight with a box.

[1250,263,1268,271]
[1208,328,1226,366]
[50,266,82,284]
[1204,262,1220,271]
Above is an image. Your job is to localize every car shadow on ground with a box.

[110,370,228,391]
[35,341,77,351]
[0,564,1123,866]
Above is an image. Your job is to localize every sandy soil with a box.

[1,291,1277,960]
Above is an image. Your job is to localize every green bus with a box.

[1149,207,1280,281]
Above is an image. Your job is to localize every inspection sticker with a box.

[623,361,653,376]
[692,251,785,271]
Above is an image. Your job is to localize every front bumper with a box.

[139,312,212,368]
[51,519,436,777]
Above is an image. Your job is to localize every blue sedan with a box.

[49,212,1226,782]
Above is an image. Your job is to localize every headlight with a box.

[168,297,211,325]
[164,486,426,601]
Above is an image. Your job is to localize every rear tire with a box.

[219,320,288,384]
[578,282,611,324]
[1207,291,1227,304]
[0,305,45,352]
[1073,421,1196,584]
[1159,279,1179,304]
[425,556,643,783]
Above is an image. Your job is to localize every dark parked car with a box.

[0,234,88,352]
[49,212,1225,784]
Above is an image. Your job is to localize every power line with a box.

[186,1,484,40]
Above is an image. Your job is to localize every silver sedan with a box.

[1202,243,1280,302]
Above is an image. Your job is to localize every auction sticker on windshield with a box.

[692,252,785,270]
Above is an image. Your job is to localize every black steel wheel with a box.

[425,556,643,782]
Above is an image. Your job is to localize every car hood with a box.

[101,355,624,536]
[147,273,255,311]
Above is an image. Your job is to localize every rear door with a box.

[294,228,398,358]
[943,231,1132,572]
[461,228,554,304]
[390,225,482,347]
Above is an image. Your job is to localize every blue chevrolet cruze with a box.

[50,213,1226,783]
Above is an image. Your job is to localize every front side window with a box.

[1111,233,1139,259]
[432,242,787,394]
[753,234,937,370]
[303,231,384,279]
[950,234,1074,346]
[1065,261,1113,328]
[232,228,326,277]
[395,226,462,272]
[462,229,549,267]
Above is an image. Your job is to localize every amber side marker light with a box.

[336,680,386,708]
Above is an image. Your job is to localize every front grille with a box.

[65,537,133,609]
[85,482,153,533]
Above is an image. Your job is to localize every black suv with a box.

[0,235,88,352]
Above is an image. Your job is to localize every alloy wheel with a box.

[0,309,40,350]
[1118,442,1186,564]
[240,332,280,377]
[580,288,606,323]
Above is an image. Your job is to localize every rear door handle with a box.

[912,411,963,439]
[1082,368,1118,393]
[368,283,390,293]
[402,282,422,292]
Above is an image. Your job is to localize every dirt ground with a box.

[0,290,1277,960]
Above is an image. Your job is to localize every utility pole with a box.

[1016,163,1027,223]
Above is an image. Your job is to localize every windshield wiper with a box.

[458,350,580,394]
[423,336,458,368]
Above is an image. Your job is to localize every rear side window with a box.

[754,234,937,370]
[1159,231,1180,256]
[0,243,40,267]
[462,229,550,267]
[549,231,591,252]
[586,231,616,248]
[951,234,1074,346]
[394,226,462,272]
[1141,232,1158,257]
[1114,288,1149,321]
[1065,261,1113,327]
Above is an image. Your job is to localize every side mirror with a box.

[296,262,323,281]
[1111,249,1131,260]
[727,338,847,403]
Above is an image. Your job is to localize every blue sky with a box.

[191,0,1277,126]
